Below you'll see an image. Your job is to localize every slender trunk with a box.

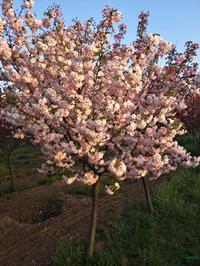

[198,138,200,155]
[141,176,154,213]
[87,178,100,257]
[192,132,195,153]
[7,154,15,192]
[197,137,200,173]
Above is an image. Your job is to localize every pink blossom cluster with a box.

[0,0,199,193]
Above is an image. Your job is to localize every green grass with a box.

[177,135,199,156]
[0,143,43,179]
[52,167,200,266]
[0,180,39,197]
[0,164,7,177]
[0,143,43,197]
[38,172,63,185]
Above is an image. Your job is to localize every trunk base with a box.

[142,176,154,213]
[87,178,100,257]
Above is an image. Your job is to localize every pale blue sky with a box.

[12,0,200,62]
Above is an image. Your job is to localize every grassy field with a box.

[52,167,200,266]
[0,142,42,177]
[0,143,43,196]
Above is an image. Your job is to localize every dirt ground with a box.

[0,176,166,266]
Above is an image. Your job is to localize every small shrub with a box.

[39,172,63,185]
[32,196,63,223]
[52,239,87,266]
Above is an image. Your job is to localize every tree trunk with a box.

[197,137,200,173]
[198,138,200,155]
[87,178,100,257]
[7,154,15,192]
[192,133,195,153]
[141,176,154,213]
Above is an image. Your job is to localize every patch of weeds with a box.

[39,172,63,185]
[32,196,63,223]
[51,239,87,266]
[0,163,8,177]
[65,183,93,196]
[0,143,43,178]
[51,238,121,266]
[0,182,37,198]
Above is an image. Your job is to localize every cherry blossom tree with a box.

[179,88,200,154]
[165,43,200,155]
[0,0,199,257]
